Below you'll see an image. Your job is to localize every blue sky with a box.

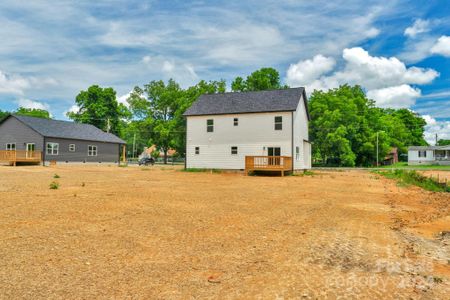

[0,0,449,143]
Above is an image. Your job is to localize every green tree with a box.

[15,107,51,119]
[67,85,129,135]
[231,67,287,92]
[309,85,428,166]
[0,109,9,120]
[437,139,450,146]
[128,79,225,163]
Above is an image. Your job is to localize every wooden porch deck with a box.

[245,156,292,176]
[0,150,42,166]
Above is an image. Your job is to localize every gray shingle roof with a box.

[12,114,125,144]
[408,145,450,150]
[183,88,309,119]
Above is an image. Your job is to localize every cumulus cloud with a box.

[0,71,30,95]
[366,85,420,108]
[404,19,430,37]
[431,36,450,57]
[117,92,131,107]
[422,115,450,145]
[287,47,439,108]
[286,55,335,87]
[16,98,50,110]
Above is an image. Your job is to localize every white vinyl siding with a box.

[186,112,293,169]
[46,143,59,155]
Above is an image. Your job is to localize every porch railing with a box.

[245,156,292,175]
[0,150,42,164]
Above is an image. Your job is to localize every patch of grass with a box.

[118,163,128,168]
[375,169,449,193]
[181,168,222,174]
[49,181,60,190]
[379,162,450,170]
[53,174,60,179]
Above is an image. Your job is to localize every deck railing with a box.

[245,156,292,175]
[0,150,42,165]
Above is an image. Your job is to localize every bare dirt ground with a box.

[0,165,449,299]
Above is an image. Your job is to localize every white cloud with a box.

[404,19,430,37]
[422,115,450,145]
[162,60,175,73]
[117,92,131,107]
[16,98,50,110]
[366,85,420,108]
[287,47,439,108]
[0,71,30,95]
[142,56,151,64]
[286,55,335,87]
[430,36,450,57]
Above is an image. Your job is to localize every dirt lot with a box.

[0,165,449,299]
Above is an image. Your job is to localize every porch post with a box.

[122,145,126,163]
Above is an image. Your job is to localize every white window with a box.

[6,143,16,150]
[46,143,59,155]
[274,116,282,130]
[296,146,300,160]
[207,119,214,132]
[69,144,76,152]
[233,118,239,126]
[418,150,427,158]
[88,145,97,156]
[231,146,238,155]
[195,146,200,155]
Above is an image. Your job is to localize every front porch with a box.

[245,156,292,176]
[435,149,450,165]
[0,150,42,166]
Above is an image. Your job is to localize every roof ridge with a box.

[201,87,304,96]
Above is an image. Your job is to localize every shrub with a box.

[53,174,60,179]
[49,181,59,190]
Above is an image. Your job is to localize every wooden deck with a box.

[245,156,292,176]
[0,150,42,166]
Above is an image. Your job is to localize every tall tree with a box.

[309,85,428,166]
[128,79,225,163]
[231,68,287,92]
[67,85,129,135]
[16,107,51,119]
[437,139,450,146]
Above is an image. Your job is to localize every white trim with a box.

[6,143,16,150]
[69,144,76,152]
[88,145,98,156]
[231,146,238,155]
[46,142,59,155]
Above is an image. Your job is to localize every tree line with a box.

[1,67,435,166]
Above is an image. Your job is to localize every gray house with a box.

[0,114,125,165]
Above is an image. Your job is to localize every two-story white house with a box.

[183,88,311,174]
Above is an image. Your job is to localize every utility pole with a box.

[435,133,438,145]
[376,131,379,167]
[132,132,136,159]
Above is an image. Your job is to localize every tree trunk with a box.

[164,149,168,164]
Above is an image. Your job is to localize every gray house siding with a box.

[0,117,44,150]
[44,138,120,163]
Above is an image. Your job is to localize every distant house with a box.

[0,114,125,165]
[408,145,450,165]
[142,145,177,158]
[383,147,399,165]
[183,88,311,174]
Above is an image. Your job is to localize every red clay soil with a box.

[0,165,448,299]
